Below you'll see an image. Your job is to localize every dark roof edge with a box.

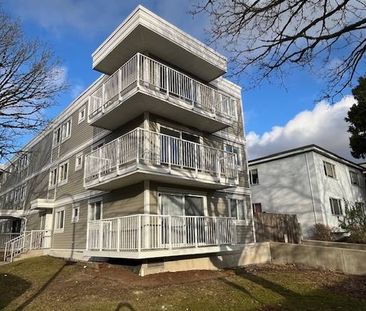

[248,144,364,170]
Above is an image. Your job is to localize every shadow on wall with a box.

[0,273,31,309]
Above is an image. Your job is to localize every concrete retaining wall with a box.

[303,239,366,251]
[271,242,366,275]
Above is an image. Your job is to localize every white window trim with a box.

[157,191,208,217]
[78,106,86,124]
[48,166,58,189]
[329,197,343,216]
[228,197,248,225]
[75,153,83,171]
[249,168,259,185]
[349,170,359,186]
[323,161,337,179]
[224,143,242,167]
[54,207,65,233]
[58,160,69,186]
[88,197,103,221]
[71,203,80,223]
[53,118,72,148]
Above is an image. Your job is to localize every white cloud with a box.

[246,96,358,162]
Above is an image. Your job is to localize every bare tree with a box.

[192,0,366,97]
[0,9,66,162]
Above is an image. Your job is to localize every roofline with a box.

[248,144,364,171]
[92,5,227,63]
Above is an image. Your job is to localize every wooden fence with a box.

[255,213,302,244]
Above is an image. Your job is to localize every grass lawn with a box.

[0,256,365,310]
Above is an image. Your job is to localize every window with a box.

[159,192,205,216]
[89,199,103,220]
[229,199,246,221]
[249,169,259,185]
[78,106,86,123]
[324,161,336,178]
[252,203,262,214]
[49,167,58,188]
[75,153,83,171]
[71,204,80,223]
[225,144,241,166]
[329,198,343,216]
[55,208,65,232]
[58,161,69,185]
[349,170,359,186]
[53,118,72,146]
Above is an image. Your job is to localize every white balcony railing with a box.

[0,233,20,249]
[87,214,236,254]
[88,53,237,123]
[84,128,238,187]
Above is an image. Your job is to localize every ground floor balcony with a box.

[0,209,24,218]
[88,53,237,133]
[85,214,237,259]
[84,128,239,191]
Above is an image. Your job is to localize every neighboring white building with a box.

[248,145,366,237]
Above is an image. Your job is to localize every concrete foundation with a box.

[140,243,271,276]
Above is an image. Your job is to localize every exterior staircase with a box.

[3,230,50,262]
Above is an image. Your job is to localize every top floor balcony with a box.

[88,53,238,133]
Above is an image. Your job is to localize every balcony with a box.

[84,128,239,191]
[85,214,237,259]
[92,6,226,81]
[88,54,237,133]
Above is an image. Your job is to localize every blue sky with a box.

[3,0,362,162]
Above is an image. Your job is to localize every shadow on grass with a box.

[0,273,31,309]
[114,302,136,311]
[223,268,366,310]
[14,261,76,311]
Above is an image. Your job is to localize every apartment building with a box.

[0,6,254,264]
[249,145,366,237]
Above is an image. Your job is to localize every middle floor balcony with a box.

[84,128,239,191]
[88,53,238,133]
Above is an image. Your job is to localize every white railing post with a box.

[168,216,172,250]
[99,221,103,251]
[10,242,14,262]
[191,80,194,107]
[166,66,169,97]
[194,217,198,248]
[136,129,140,165]
[194,144,198,177]
[215,218,219,245]
[116,137,121,174]
[137,215,141,253]
[86,221,89,251]
[29,231,33,251]
[102,83,105,113]
[136,53,140,89]
[117,218,121,252]
[168,137,172,173]
[118,68,122,100]
[217,153,221,180]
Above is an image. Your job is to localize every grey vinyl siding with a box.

[103,183,144,218]
[51,200,88,250]
[25,212,41,231]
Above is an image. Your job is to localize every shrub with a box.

[339,202,366,244]
[311,223,334,241]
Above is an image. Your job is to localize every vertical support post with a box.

[102,83,105,113]
[168,137,171,173]
[191,79,194,107]
[117,218,121,252]
[166,66,169,97]
[168,216,172,250]
[194,144,198,178]
[179,139,183,169]
[99,221,103,251]
[136,53,140,89]
[215,218,219,245]
[136,129,140,165]
[217,153,221,181]
[116,138,120,174]
[29,231,33,250]
[86,221,89,251]
[118,68,122,100]
[194,217,198,248]
[10,243,14,262]
[137,215,141,253]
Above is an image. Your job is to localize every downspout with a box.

[305,153,318,224]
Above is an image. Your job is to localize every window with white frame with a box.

[249,169,259,185]
[58,161,69,185]
[225,144,241,166]
[75,153,83,171]
[71,204,80,223]
[53,118,72,146]
[329,198,343,216]
[89,199,103,220]
[324,161,336,178]
[349,170,359,186]
[229,198,247,221]
[55,208,65,232]
[159,192,205,216]
[78,106,86,123]
[49,167,58,188]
